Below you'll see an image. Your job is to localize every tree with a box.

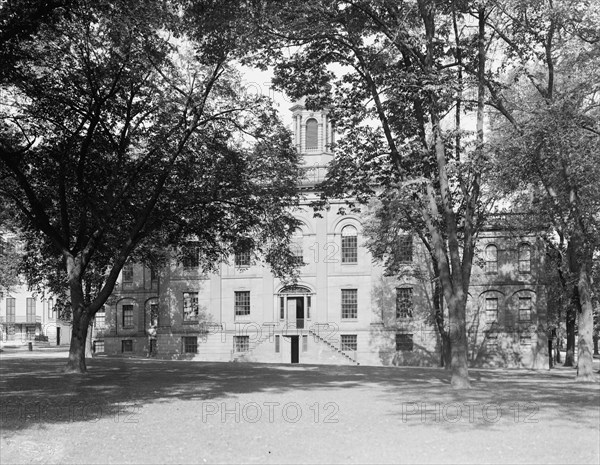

[486,0,600,381]
[0,0,301,372]
[260,0,498,388]
[363,195,452,368]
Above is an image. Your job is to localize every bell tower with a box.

[290,99,334,168]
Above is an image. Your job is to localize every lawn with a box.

[1,353,599,464]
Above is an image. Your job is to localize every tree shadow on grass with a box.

[0,356,598,435]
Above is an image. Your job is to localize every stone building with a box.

[0,232,72,347]
[96,104,548,368]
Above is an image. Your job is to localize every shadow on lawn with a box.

[0,356,598,433]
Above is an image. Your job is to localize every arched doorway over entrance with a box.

[276,285,313,330]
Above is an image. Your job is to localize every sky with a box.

[239,65,295,128]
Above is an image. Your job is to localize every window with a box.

[396,288,413,319]
[485,297,498,323]
[150,302,159,327]
[519,297,532,322]
[341,289,357,319]
[122,304,134,327]
[183,336,198,354]
[235,250,251,267]
[95,307,106,328]
[396,333,414,351]
[235,291,250,317]
[397,235,413,263]
[520,335,532,346]
[305,118,318,149]
[340,334,357,351]
[302,335,308,352]
[234,335,249,352]
[291,229,304,265]
[306,296,311,319]
[26,298,35,323]
[183,292,199,322]
[341,225,358,263]
[518,244,531,273]
[275,335,280,353]
[94,340,105,353]
[486,337,498,350]
[122,263,134,282]
[6,298,15,323]
[26,326,35,339]
[122,340,133,352]
[182,244,199,270]
[47,298,54,319]
[485,245,498,274]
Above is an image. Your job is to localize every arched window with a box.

[291,229,304,265]
[305,118,318,149]
[485,244,498,274]
[341,225,358,263]
[518,243,531,273]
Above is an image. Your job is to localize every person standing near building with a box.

[147,323,157,357]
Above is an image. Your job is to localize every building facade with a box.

[0,233,72,347]
[96,104,548,368]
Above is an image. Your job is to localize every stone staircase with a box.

[308,328,360,365]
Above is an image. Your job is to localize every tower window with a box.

[305,118,318,149]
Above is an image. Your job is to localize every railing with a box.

[308,328,360,365]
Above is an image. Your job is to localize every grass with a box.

[1,353,599,464]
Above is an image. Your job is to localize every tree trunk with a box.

[564,300,576,367]
[441,333,452,369]
[576,266,595,382]
[432,278,452,369]
[448,294,470,389]
[85,324,94,358]
[65,321,88,373]
[64,269,89,373]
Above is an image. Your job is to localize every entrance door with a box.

[290,336,299,363]
[56,327,61,346]
[287,297,304,329]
